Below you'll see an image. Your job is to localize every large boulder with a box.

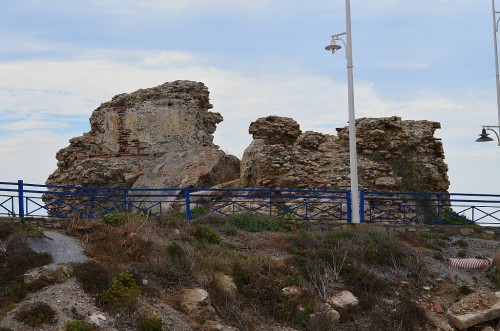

[240,115,449,192]
[45,80,240,192]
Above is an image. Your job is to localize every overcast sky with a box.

[1,0,499,195]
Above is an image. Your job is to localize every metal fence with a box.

[2,180,500,225]
[0,181,350,222]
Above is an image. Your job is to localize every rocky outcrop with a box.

[45,80,240,191]
[240,115,449,192]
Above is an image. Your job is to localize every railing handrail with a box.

[2,179,500,225]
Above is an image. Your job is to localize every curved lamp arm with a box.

[484,126,500,145]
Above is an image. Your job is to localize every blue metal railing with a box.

[363,190,500,225]
[0,181,350,222]
[2,180,500,225]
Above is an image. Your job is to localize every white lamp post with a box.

[325,0,361,223]
[476,0,500,145]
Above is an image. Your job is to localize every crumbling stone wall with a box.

[46,80,240,191]
[240,116,449,193]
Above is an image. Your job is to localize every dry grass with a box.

[61,215,437,330]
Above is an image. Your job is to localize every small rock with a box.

[203,320,239,331]
[327,291,359,309]
[282,286,303,298]
[482,231,495,240]
[142,279,149,286]
[310,309,340,327]
[460,228,474,236]
[88,313,107,325]
[423,286,431,291]
[181,288,210,313]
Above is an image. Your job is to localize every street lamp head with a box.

[325,41,342,54]
[476,128,495,142]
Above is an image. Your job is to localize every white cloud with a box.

[0,48,496,195]
[0,120,69,131]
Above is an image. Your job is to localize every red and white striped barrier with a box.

[448,258,493,270]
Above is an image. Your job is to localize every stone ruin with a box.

[46,80,240,191]
[45,80,450,216]
[241,115,449,193]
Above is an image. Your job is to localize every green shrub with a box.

[98,271,140,309]
[459,284,473,295]
[65,319,95,331]
[221,225,238,236]
[166,242,184,261]
[138,316,163,331]
[322,226,356,248]
[100,212,126,227]
[190,224,221,244]
[281,301,314,327]
[15,302,57,326]
[420,231,432,239]
[228,213,280,232]
[457,250,467,258]
[24,226,43,236]
[454,239,469,248]
[283,274,302,286]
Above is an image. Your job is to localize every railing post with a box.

[359,189,365,223]
[89,195,94,219]
[436,194,441,221]
[346,190,352,223]
[269,190,273,217]
[123,190,128,212]
[18,180,24,221]
[185,187,191,222]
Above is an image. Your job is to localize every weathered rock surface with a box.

[45,80,240,192]
[240,116,449,192]
[447,291,500,330]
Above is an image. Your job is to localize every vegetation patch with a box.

[0,232,53,309]
[227,212,280,232]
[64,319,95,331]
[138,316,163,331]
[190,224,221,244]
[73,260,116,295]
[15,302,57,326]
[100,211,127,227]
[98,271,141,310]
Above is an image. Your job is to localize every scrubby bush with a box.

[73,260,115,295]
[228,213,280,232]
[15,302,57,326]
[100,212,126,227]
[138,316,163,331]
[190,224,221,244]
[221,224,238,236]
[64,319,95,331]
[98,271,141,310]
[166,242,184,261]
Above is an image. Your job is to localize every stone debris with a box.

[447,291,500,330]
